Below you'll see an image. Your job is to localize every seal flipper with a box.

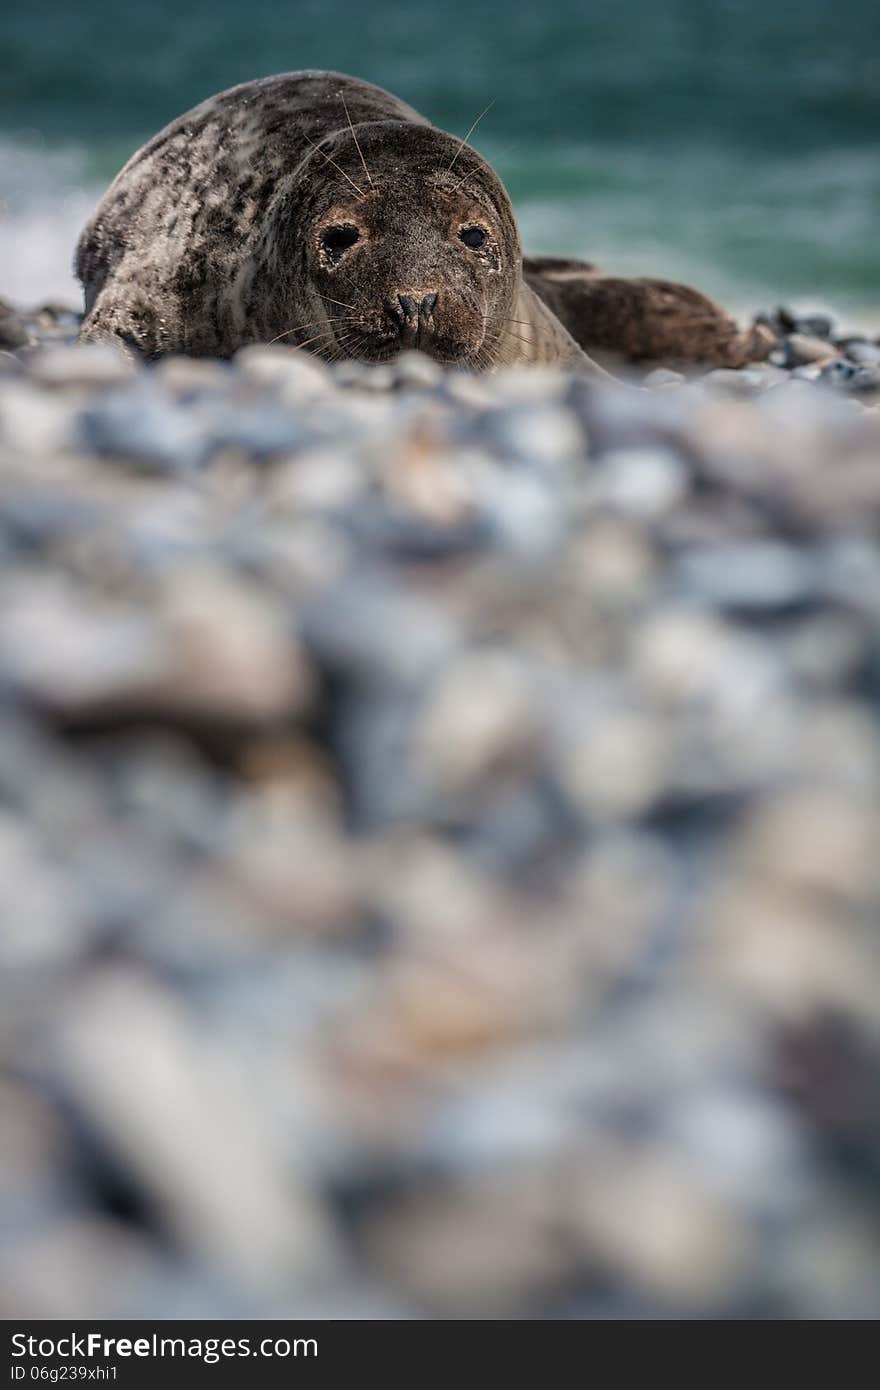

[523,257,774,368]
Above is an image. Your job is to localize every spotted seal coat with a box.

[76,71,770,372]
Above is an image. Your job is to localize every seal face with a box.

[289,123,521,367]
[76,71,763,373]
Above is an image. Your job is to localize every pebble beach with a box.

[1,300,880,1319]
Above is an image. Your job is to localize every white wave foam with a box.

[0,138,102,308]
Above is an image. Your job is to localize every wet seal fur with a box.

[77,72,771,372]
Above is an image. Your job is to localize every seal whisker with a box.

[474,333,503,370]
[501,326,536,348]
[452,140,520,193]
[291,316,360,331]
[451,172,486,197]
[328,337,356,363]
[446,99,496,173]
[342,93,374,189]
[480,329,519,369]
[287,328,339,351]
[301,130,366,199]
[459,139,520,185]
[325,328,359,363]
[293,316,359,330]
[266,317,358,346]
[319,294,359,312]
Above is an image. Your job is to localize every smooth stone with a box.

[590,446,688,518]
[745,362,790,387]
[783,612,867,688]
[155,356,232,394]
[763,307,835,340]
[50,972,338,1285]
[845,341,880,366]
[489,365,570,404]
[379,445,477,528]
[234,344,332,402]
[783,334,840,367]
[78,380,209,471]
[702,368,768,396]
[484,470,567,556]
[676,541,818,610]
[30,344,135,389]
[0,570,312,724]
[557,700,671,820]
[568,515,658,605]
[257,516,352,591]
[572,1148,748,1309]
[442,372,497,409]
[225,812,363,936]
[0,302,30,349]
[301,576,458,685]
[483,403,584,464]
[201,398,307,457]
[415,649,537,793]
[819,360,880,395]
[0,812,84,969]
[389,350,444,390]
[0,1217,166,1321]
[35,301,82,325]
[359,1171,570,1311]
[271,448,367,511]
[633,607,781,726]
[793,314,834,340]
[0,380,76,456]
[334,361,396,392]
[643,368,686,389]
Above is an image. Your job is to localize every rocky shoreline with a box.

[1,303,880,1319]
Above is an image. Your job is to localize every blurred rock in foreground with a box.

[1,314,879,1320]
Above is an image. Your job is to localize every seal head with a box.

[275,122,521,367]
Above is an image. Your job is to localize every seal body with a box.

[523,257,773,369]
[76,72,766,372]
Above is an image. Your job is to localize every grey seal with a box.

[77,72,767,372]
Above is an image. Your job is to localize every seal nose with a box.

[396,292,438,323]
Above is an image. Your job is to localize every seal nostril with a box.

[397,294,418,323]
[420,292,438,318]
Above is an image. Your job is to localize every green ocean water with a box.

[2,0,878,310]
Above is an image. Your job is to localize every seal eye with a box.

[321,224,360,259]
[459,226,487,250]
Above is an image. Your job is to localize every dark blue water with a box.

[2,0,878,309]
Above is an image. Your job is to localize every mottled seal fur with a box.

[76,72,769,372]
